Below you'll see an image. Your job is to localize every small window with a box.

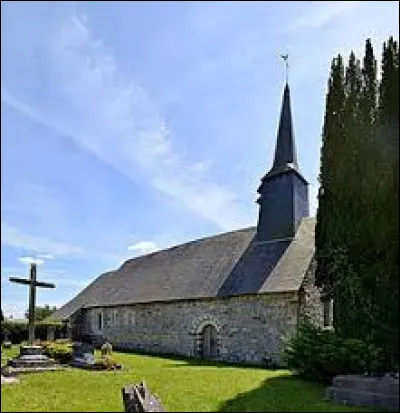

[323,300,333,327]
[97,312,103,330]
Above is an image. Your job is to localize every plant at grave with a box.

[98,354,119,370]
[100,341,113,356]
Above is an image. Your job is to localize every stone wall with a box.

[298,259,324,326]
[82,292,299,365]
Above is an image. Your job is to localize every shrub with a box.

[44,342,73,364]
[283,319,391,383]
[97,355,119,370]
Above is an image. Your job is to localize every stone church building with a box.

[51,83,326,365]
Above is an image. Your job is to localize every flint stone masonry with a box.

[298,260,324,326]
[81,288,321,365]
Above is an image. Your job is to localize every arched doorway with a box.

[201,324,218,359]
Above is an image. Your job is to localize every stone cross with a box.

[9,263,55,345]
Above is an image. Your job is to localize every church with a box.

[51,82,325,365]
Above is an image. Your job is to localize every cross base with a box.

[3,345,60,374]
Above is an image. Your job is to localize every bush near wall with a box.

[283,319,396,384]
[1,320,66,344]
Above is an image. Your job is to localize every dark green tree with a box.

[316,37,399,365]
[315,55,346,298]
[373,36,399,363]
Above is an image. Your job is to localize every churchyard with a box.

[1,345,379,412]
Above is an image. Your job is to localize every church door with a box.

[201,324,217,359]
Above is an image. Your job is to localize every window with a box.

[97,312,103,330]
[323,300,333,327]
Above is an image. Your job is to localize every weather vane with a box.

[280,53,289,84]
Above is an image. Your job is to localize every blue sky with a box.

[1,1,398,318]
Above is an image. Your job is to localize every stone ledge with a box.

[326,386,399,411]
[2,365,63,376]
[333,375,399,395]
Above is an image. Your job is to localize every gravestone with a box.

[47,325,55,341]
[326,374,399,412]
[70,342,96,368]
[2,332,12,349]
[122,381,165,412]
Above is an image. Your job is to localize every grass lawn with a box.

[1,346,378,412]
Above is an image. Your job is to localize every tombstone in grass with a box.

[326,374,399,412]
[3,263,60,374]
[121,381,165,412]
[47,325,55,341]
[2,331,12,349]
[70,342,98,369]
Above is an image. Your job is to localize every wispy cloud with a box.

[1,13,251,232]
[127,241,158,255]
[18,256,45,266]
[1,222,84,257]
[38,253,55,260]
[285,1,359,32]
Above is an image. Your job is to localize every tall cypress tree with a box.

[332,51,368,339]
[315,55,345,299]
[373,36,399,363]
[360,39,378,136]
[316,37,399,365]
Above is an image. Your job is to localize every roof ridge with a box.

[119,226,256,269]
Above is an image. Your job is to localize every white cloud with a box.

[128,241,158,255]
[1,222,84,257]
[2,13,252,232]
[18,256,44,266]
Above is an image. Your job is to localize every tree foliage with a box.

[315,37,399,364]
[25,304,57,321]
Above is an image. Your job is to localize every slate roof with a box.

[50,217,315,321]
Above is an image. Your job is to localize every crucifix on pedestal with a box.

[9,263,55,346]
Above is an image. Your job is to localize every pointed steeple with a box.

[265,83,302,180]
[256,81,309,242]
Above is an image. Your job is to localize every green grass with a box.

[1,346,378,412]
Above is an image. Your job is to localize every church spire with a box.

[266,83,301,179]
[255,74,309,242]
